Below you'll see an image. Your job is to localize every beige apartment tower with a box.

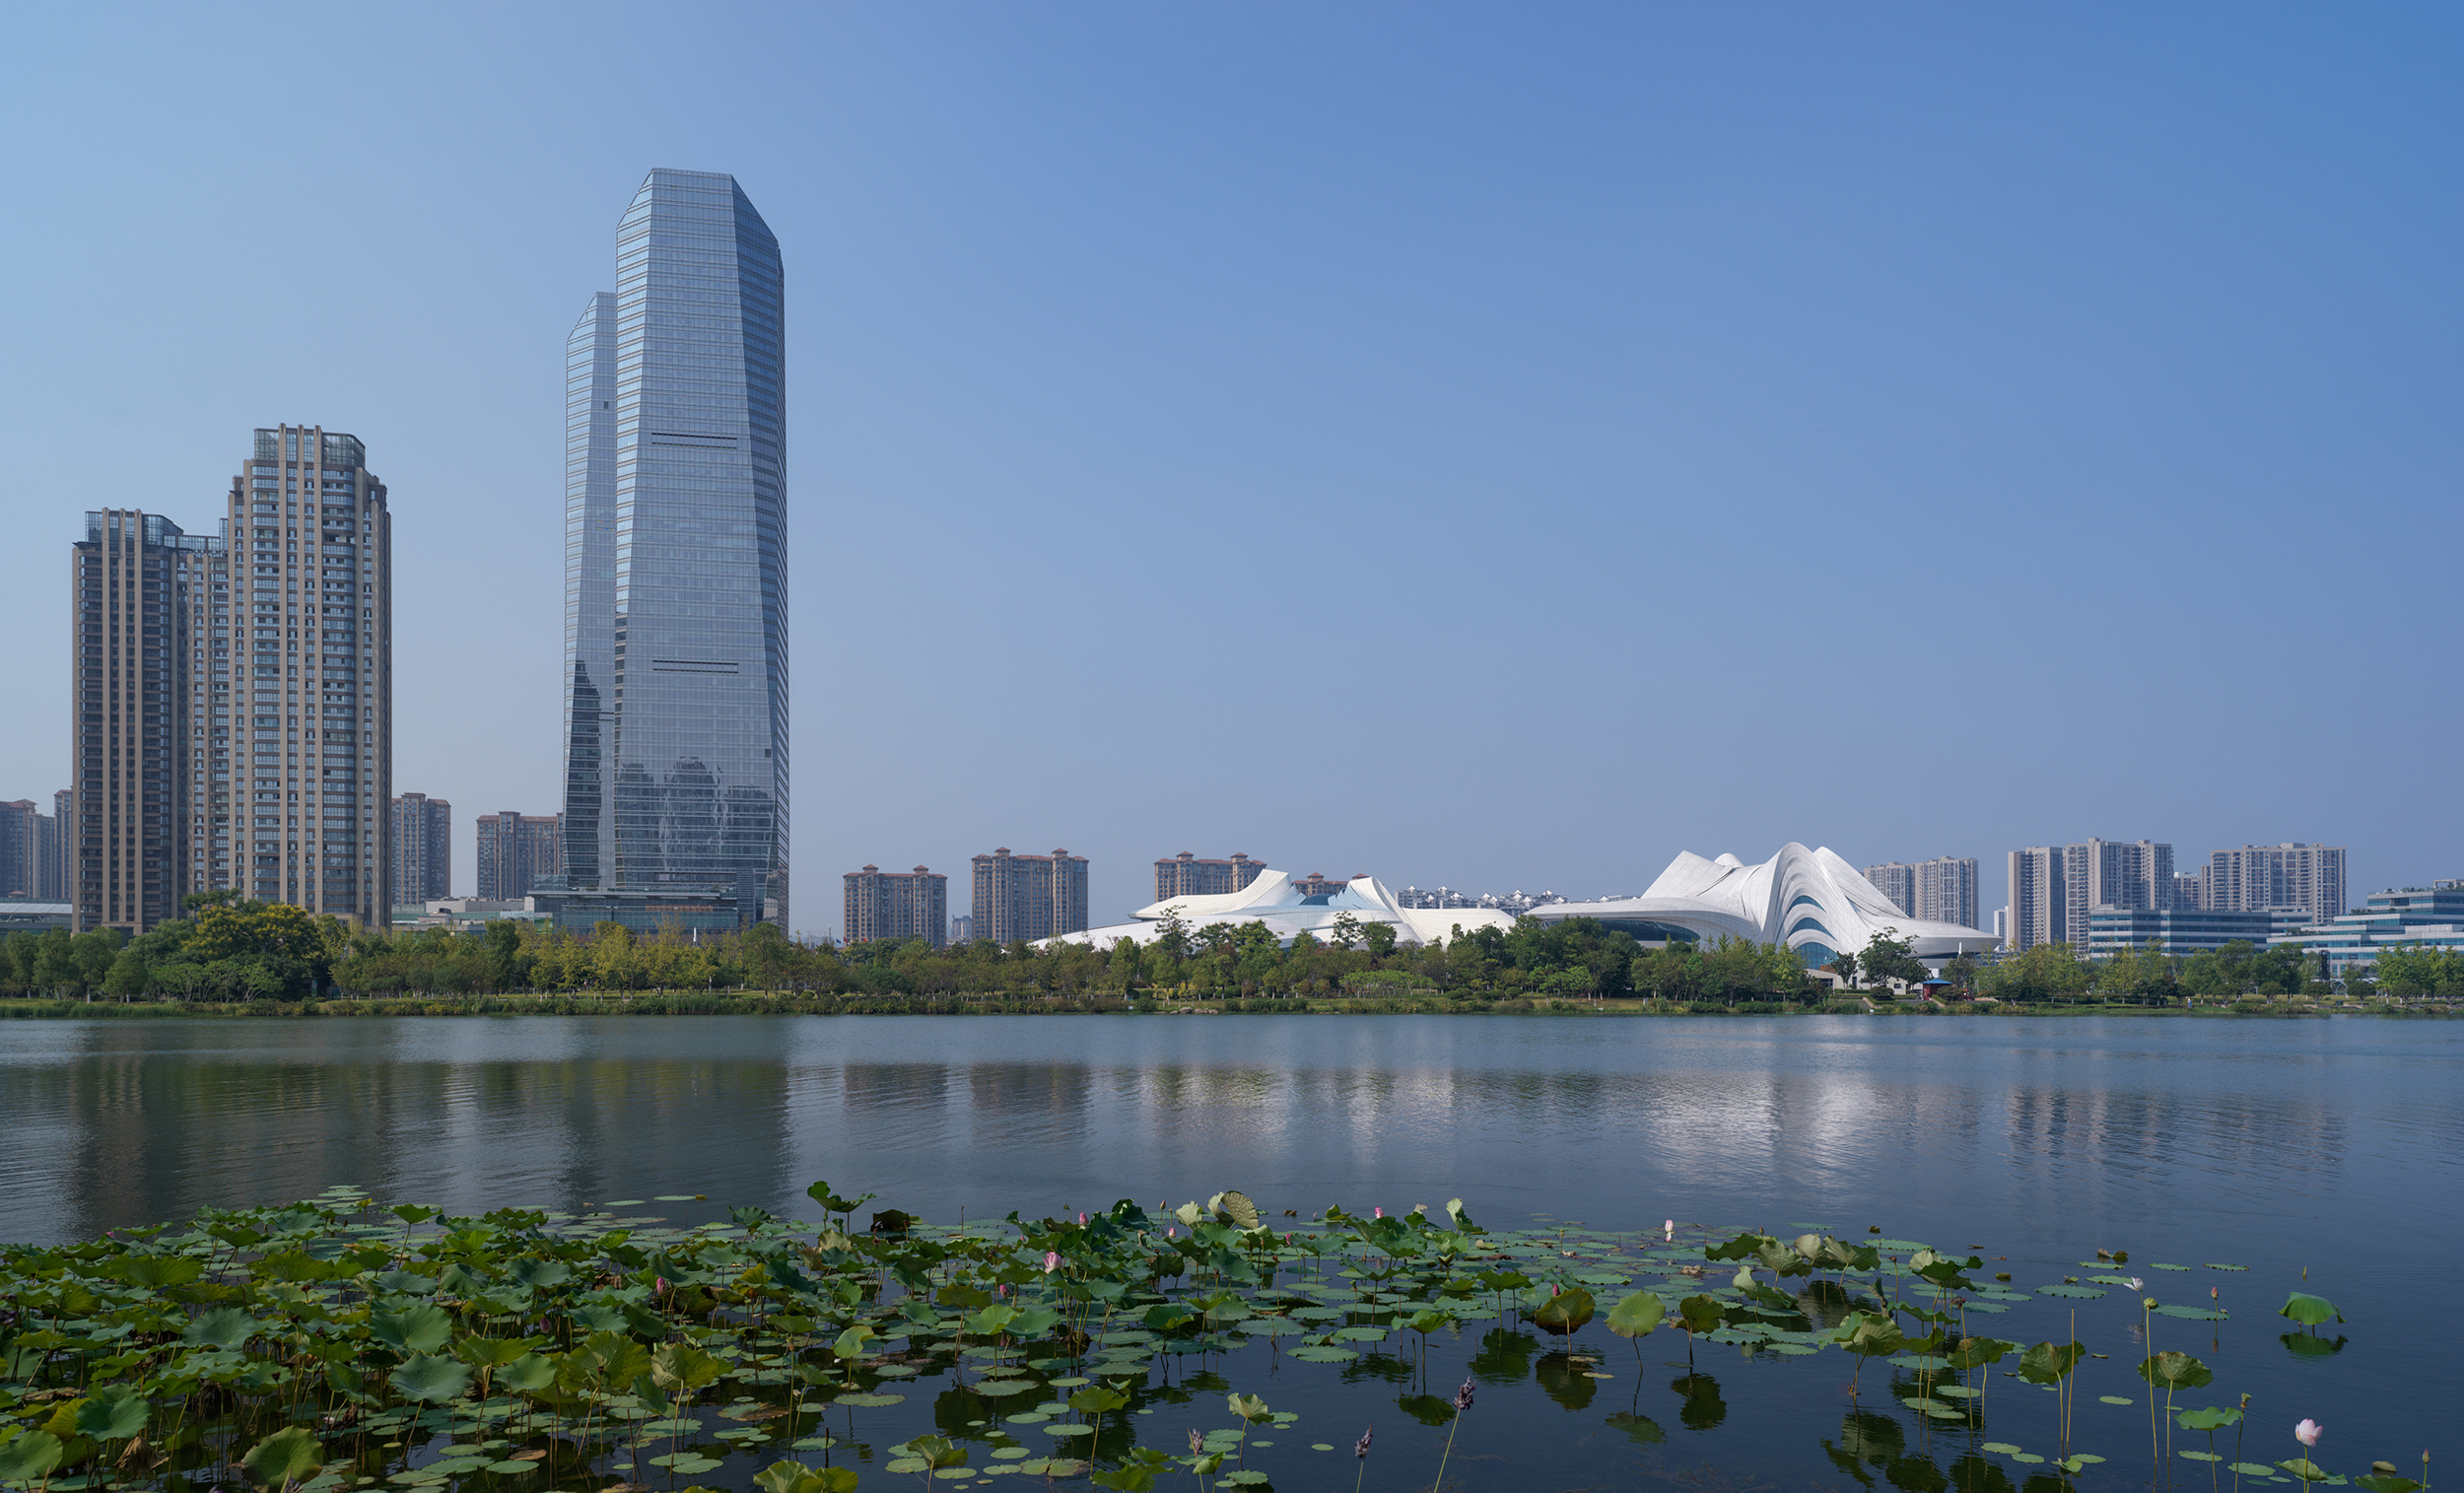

[844,864,949,947]
[1154,851,1266,903]
[972,848,1090,944]
[225,427,392,924]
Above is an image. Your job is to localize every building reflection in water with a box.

[0,1016,2448,1253]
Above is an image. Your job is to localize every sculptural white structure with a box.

[1527,843,1999,966]
[1038,867,1518,950]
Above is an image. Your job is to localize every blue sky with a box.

[3,4,2456,936]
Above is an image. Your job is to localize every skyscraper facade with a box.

[476,812,563,900]
[390,793,452,903]
[228,429,392,923]
[70,510,225,932]
[562,169,787,928]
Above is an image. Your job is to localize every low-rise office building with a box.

[2269,880,2464,978]
[524,881,740,936]
[2087,906,2274,958]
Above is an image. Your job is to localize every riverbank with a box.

[0,989,2450,1018]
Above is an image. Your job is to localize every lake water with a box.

[3,1013,2456,1488]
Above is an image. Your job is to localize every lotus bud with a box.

[1043,1251,1061,1274]
[1078,1212,1088,1225]
[2295,1419,2323,1449]
[1665,1219,1675,1242]
[1374,1206,1384,1219]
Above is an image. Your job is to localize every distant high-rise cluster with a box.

[1861,857,1981,931]
[477,812,562,901]
[844,864,947,947]
[391,793,452,903]
[1153,851,1266,903]
[2002,838,2346,953]
[971,848,1089,944]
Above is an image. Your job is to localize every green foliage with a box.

[240,1427,323,1488]
[1607,1290,1666,1338]
[2280,1291,2343,1327]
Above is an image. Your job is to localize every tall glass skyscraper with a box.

[562,169,787,926]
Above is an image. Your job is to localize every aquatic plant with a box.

[0,1186,2393,1493]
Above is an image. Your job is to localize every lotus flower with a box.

[2126,1276,2145,1290]
[1166,1227,1176,1238]
[1665,1219,1675,1242]
[1043,1251,1061,1273]
[1078,1212,1088,1225]
[1374,1206,1384,1218]
[2296,1419,2323,1449]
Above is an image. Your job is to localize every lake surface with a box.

[3,1013,2456,1488]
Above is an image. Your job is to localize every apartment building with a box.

[971,848,1090,944]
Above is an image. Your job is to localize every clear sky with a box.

[3,4,2457,937]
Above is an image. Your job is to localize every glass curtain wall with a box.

[561,170,787,926]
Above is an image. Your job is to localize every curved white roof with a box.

[1528,843,1998,961]
[1039,867,1518,950]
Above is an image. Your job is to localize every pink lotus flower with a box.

[1043,1251,1061,1273]
[2295,1420,2323,1449]
[1078,1212,1088,1225]
[1665,1219,1675,1242]
[655,1275,670,1295]
[1374,1206,1384,1219]
[1166,1227,1176,1238]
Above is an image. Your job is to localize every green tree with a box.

[103,948,152,999]
[70,927,125,992]
[1858,928,1929,991]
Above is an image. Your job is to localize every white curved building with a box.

[1527,843,1998,967]
[1039,868,1519,950]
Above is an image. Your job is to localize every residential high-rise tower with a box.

[227,428,393,923]
[70,510,226,932]
[476,812,563,900]
[68,428,388,933]
[844,864,948,947]
[391,793,451,903]
[972,848,1089,944]
[561,169,787,928]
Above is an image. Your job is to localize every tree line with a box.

[0,893,2434,1003]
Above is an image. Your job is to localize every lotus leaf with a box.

[2280,1291,2343,1326]
[370,1305,453,1355]
[2138,1351,2212,1390]
[183,1306,260,1349]
[73,1389,148,1443]
[1607,1291,1666,1338]
[0,1432,63,1484]
[240,1427,324,1488]
[1532,1286,1596,1334]
[389,1354,474,1403]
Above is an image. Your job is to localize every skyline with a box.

[3,5,2458,938]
